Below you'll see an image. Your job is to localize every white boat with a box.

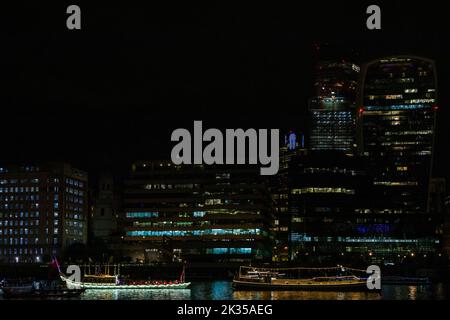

[55,257,191,290]
[60,273,191,290]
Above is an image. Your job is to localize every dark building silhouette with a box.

[90,173,119,241]
[270,131,306,262]
[285,152,373,263]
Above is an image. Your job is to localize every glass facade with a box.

[360,56,437,214]
[309,61,360,153]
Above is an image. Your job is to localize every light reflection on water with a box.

[76,281,449,300]
[81,288,191,300]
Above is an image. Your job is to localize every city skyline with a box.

[3,3,450,308]
[1,3,450,186]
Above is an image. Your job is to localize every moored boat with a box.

[60,274,191,290]
[0,285,34,296]
[2,287,85,299]
[55,258,191,290]
[233,266,371,291]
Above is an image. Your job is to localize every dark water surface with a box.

[73,281,449,300]
[1,281,448,300]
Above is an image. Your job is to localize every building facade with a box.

[0,163,88,264]
[270,131,306,262]
[359,56,438,214]
[355,56,440,261]
[121,161,273,263]
[90,173,119,241]
[281,56,440,264]
[309,61,360,153]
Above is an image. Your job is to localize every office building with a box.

[0,163,88,264]
[359,56,438,214]
[121,161,273,263]
[354,56,440,261]
[309,61,360,153]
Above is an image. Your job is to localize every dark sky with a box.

[1,1,449,182]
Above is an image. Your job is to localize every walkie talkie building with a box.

[359,56,438,214]
[355,56,439,259]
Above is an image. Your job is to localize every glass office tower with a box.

[359,56,438,214]
[309,61,360,153]
[354,56,440,262]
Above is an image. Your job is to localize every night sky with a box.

[1,1,449,183]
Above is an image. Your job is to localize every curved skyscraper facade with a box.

[359,56,438,214]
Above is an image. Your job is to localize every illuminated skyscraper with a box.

[309,61,360,153]
[359,56,438,214]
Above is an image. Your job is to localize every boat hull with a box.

[232,279,370,291]
[2,288,85,299]
[61,275,190,290]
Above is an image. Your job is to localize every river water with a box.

[74,281,450,300]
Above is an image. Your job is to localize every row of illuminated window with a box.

[134,221,211,227]
[373,181,418,186]
[126,212,160,218]
[0,220,40,227]
[0,179,40,185]
[381,141,430,146]
[126,210,259,219]
[365,104,432,111]
[1,203,41,209]
[365,116,431,122]
[363,150,431,156]
[144,183,200,190]
[65,195,84,204]
[1,237,60,247]
[0,187,40,193]
[0,227,40,235]
[127,228,261,237]
[384,130,433,136]
[65,178,84,188]
[272,194,288,200]
[303,167,358,175]
[165,202,249,209]
[65,221,84,227]
[66,188,84,196]
[291,188,355,195]
[290,234,421,244]
[0,237,41,245]
[312,111,352,116]
[0,211,40,219]
[205,248,252,255]
[355,208,415,214]
[66,213,83,219]
[367,93,428,100]
[66,206,84,214]
[0,195,40,201]
[204,199,253,206]
[0,248,44,255]
[64,229,84,237]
